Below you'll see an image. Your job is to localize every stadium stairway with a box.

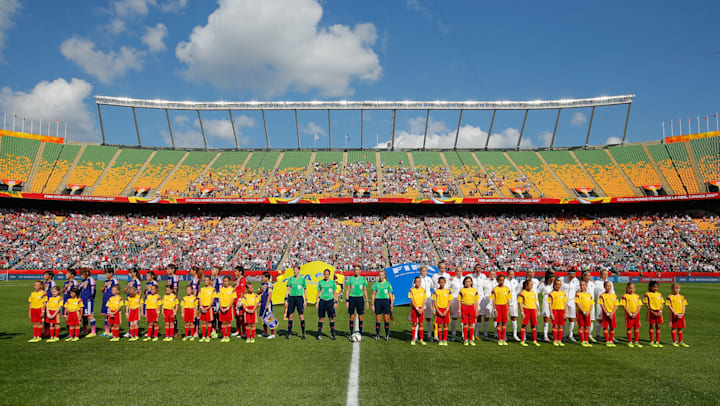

[641,144,675,194]
[375,151,383,196]
[53,143,86,194]
[503,151,541,197]
[25,142,46,191]
[154,151,190,195]
[603,149,641,196]
[120,150,156,196]
[85,148,122,195]
[470,152,506,197]
[190,152,222,191]
[568,150,607,196]
[439,152,464,197]
[683,142,707,192]
[298,151,316,196]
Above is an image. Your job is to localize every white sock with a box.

[589,321,594,336]
[568,321,575,338]
[425,320,431,340]
[451,319,457,337]
[595,321,602,337]
[543,322,549,337]
[474,322,480,337]
[512,320,517,336]
[482,320,488,336]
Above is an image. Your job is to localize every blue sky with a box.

[0,0,718,149]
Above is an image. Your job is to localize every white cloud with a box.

[606,136,622,145]
[107,18,127,34]
[159,0,189,13]
[113,0,154,17]
[0,78,97,142]
[0,0,20,63]
[537,131,553,147]
[60,36,144,84]
[176,0,382,97]
[301,121,325,136]
[142,23,168,53]
[173,115,190,126]
[375,117,533,149]
[166,114,255,147]
[571,112,587,126]
[405,0,450,34]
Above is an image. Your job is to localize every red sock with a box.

[252,328,257,339]
[532,328,537,341]
[185,326,189,337]
[649,329,654,342]
[634,329,639,343]
[113,328,119,338]
[656,330,660,342]
[166,327,170,337]
[191,326,196,336]
[521,328,526,341]
[610,331,614,341]
[671,330,676,342]
[462,325,467,340]
[604,330,609,342]
[468,327,473,339]
[627,330,632,342]
[419,326,424,340]
[502,326,507,340]
[679,331,683,342]
[558,327,563,340]
[34,326,40,337]
[497,327,502,340]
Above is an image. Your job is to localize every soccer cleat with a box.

[375,335,380,342]
[143,337,151,342]
[64,337,73,342]
[331,335,336,341]
[520,341,528,347]
[513,335,521,342]
[420,340,427,346]
[568,335,576,342]
[164,337,173,342]
[286,335,291,340]
[123,332,131,338]
[231,331,240,337]
[267,334,276,339]
[469,340,476,346]
[152,337,158,342]
[129,337,138,342]
[649,342,657,348]
[411,340,416,346]
[533,341,540,347]
[627,342,634,348]
[189,336,196,341]
[655,342,663,348]
[553,341,560,347]
[301,335,307,340]
[29,337,42,343]
[558,341,565,347]
[246,338,251,343]
[385,335,390,342]
[463,340,468,346]
[605,342,613,347]
[680,342,689,348]
[499,341,504,346]
[317,335,322,341]
[86,333,96,338]
[589,336,597,343]
[221,337,230,343]
[634,342,643,348]
[110,337,120,342]
[544,336,550,343]
[211,332,219,339]
[183,337,188,341]
[672,342,679,347]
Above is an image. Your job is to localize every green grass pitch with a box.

[0,281,718,405]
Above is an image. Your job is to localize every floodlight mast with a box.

[94,95,634,148]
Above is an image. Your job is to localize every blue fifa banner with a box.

[608,276,629,283]
[385,263,438,306]
[262,306,279,329]
[675,276,720,283]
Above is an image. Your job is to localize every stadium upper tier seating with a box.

[0,134,716,198]
[1,208,717,272]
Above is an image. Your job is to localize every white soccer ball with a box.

[350,332,362,342]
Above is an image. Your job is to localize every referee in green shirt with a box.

[371,269,394,341]
[315,269,339,340]
[284,265,308,339]
[345,266,369,337]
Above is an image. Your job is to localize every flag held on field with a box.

[262,306,278,328]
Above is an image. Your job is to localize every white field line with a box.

[346,341,360,406]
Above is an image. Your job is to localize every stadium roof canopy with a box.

[95,94,635,150]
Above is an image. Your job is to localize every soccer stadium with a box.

[1,1,719,405]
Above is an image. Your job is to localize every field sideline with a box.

[1,281,719,405]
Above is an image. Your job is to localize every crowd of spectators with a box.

[1,208,717,273]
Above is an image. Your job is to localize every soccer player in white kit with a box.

[505,269,522,341]
[418,265,435,342]
[448,266,464,341]
[593,269,614,341]
[478,270,497,340]
[562,269,580,342]
[470,265,487,339]
[581,271,598,342]
[431,262,452,342]
[539,273,556,342]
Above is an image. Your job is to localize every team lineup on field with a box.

[26,262,690,348]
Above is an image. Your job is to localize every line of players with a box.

[26,262,690,347]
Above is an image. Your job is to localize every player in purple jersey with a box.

[260,271,275,339]
[42,271,57,338]
[211,266,222,338]
[62,269,79,302]
[167,264,180,336]
[100,269,118,337]
[189,266,201,337]
[125,268,142,337]
[79,268,97,337]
